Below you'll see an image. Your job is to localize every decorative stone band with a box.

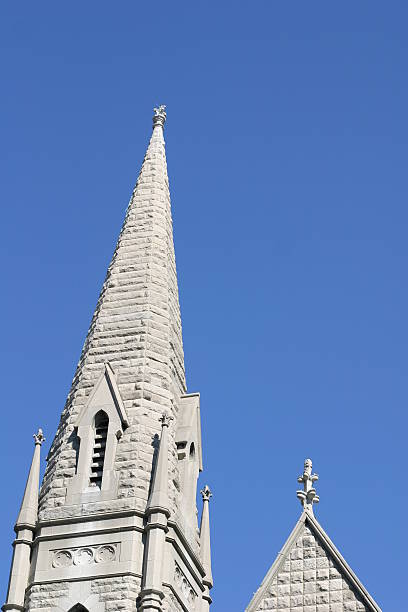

[174,562,197,609]
[12,537,33,547]
[52,544,118,568]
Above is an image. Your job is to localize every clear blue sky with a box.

[0,2,406,610]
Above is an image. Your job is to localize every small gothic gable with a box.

[247,516,371,611]
[74,362,129,435]
[247,460,381,612]
[65,363,129,504]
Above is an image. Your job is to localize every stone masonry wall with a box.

[25,576,142,611]
[254,524,369,612]
[39,122,186,525]
[91,576,141,612]
[25,581,69,611]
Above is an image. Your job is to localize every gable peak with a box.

[74,362,129,434]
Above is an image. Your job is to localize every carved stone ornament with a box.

[174,562,196,609]
[33,428,45,446]
[200,484,212,502]
[52,550,73,568]
[95,545,116,563]
[52,544,118,568]
[296,457,320,514]
[74,547,94,565]
[160,411,174,428]
[153,104,166,127]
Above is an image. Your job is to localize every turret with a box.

[3,429,45,612]
[200,485,213,611]
[140,412,172,611]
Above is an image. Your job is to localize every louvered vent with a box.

[89,411,109,489]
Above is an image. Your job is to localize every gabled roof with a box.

[246,510,381,612]
[74,362,129,430]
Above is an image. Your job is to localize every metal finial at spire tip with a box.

[33,428,45,446]
[296,458,319,514]
[153,104,166,128]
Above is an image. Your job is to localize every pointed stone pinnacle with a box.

[296,458,319,514]
[200,484,213,589]
[153,104,166,128]
[33,428,45,446]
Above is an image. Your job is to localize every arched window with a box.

[189,442,195,460]
[68,605,88,612]
[89,410,109,489]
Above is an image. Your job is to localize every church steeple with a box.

[3,108,212,612]
[39,104,186,518]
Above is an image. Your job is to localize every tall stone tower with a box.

[3,106,213,612]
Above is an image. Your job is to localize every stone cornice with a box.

[35,508,206,579]
[28,569,143,587]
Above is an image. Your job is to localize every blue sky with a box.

[0,2,406,610]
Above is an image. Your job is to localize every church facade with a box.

[2,108,381,612]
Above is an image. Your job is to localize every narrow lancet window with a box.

[89,411,109,489]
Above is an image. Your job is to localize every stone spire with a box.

[140,412,173,611]
[16,429,45,528]
[297,458,319,514]
[3,430,45,612]
[39,104,186,517]
[200,485,213,611]
[146,411,173,515]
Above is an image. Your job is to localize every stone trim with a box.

[162,582,191,612]
[74,363,129,430]
[34,523,144,546]
[51,544,118,568]
[28,570,143,586]
[37,508,145,527]
[173,563,198,609]
[36,510,206,579]
[167,522,206,580]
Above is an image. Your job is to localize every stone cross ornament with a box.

[296,458,319,514]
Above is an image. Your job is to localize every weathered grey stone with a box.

[246,461,381,612]
[3,106,212,612]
